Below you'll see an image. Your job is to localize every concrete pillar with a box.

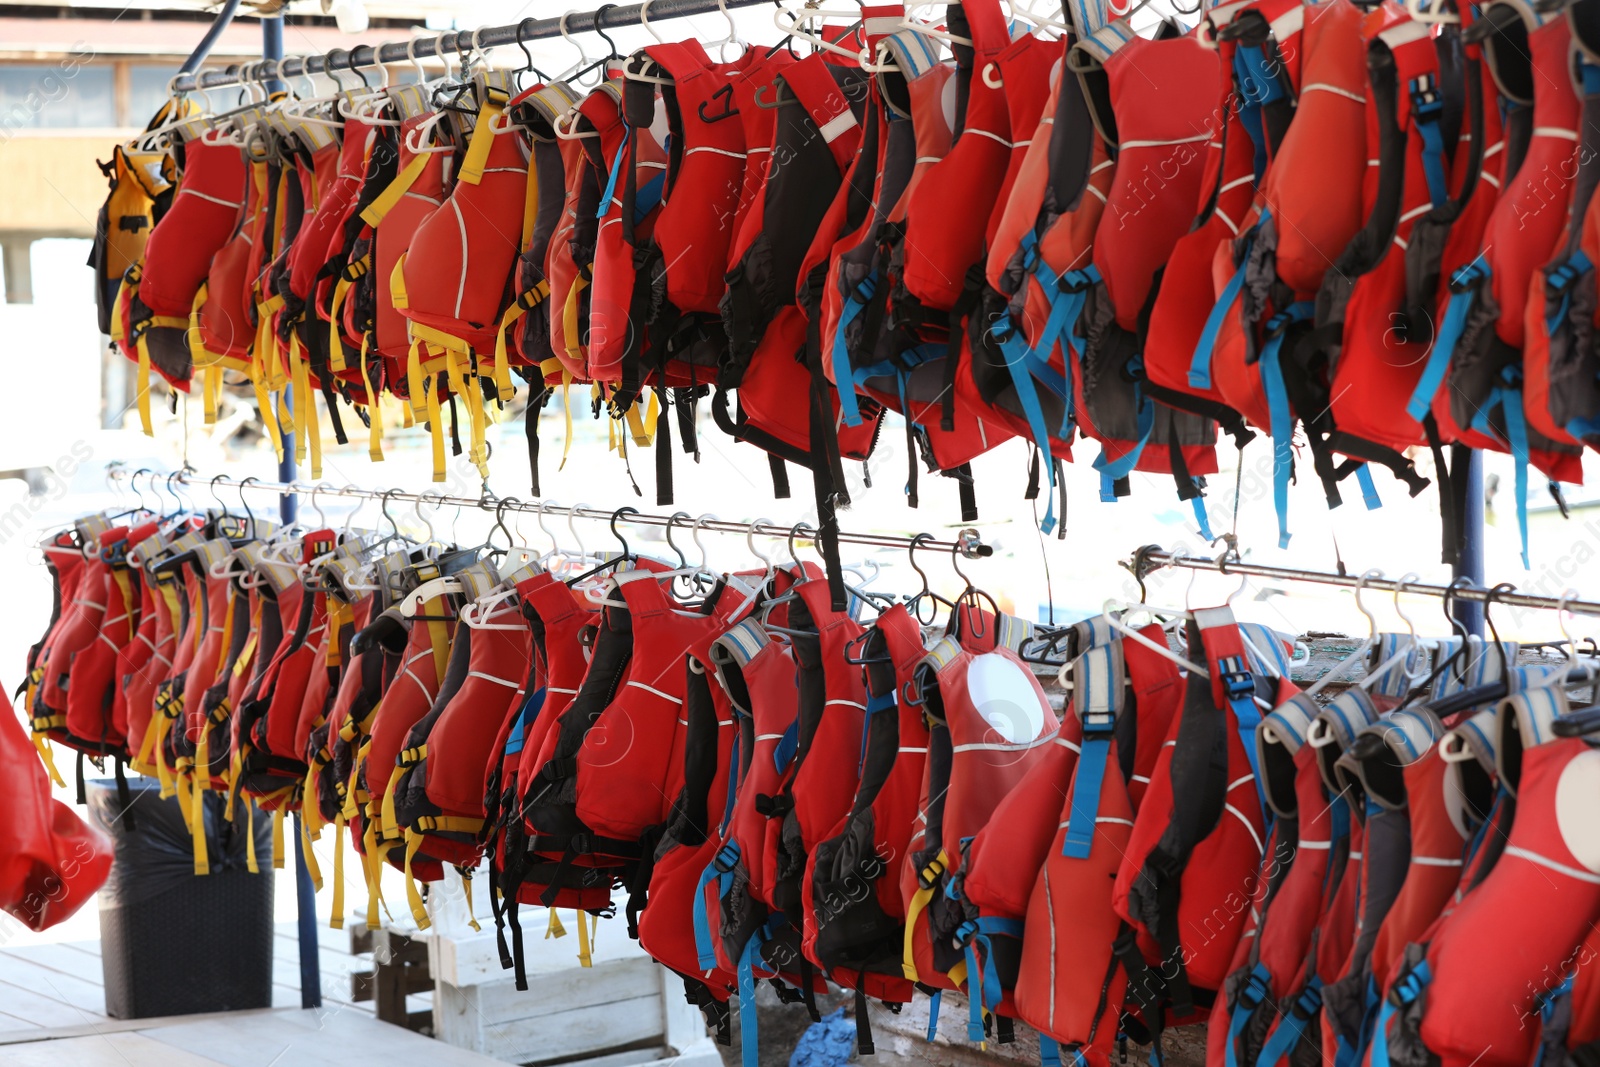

[1,237,32,304]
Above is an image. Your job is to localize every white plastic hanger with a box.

[400,574,465,617]
[774,2,870,59]
[898,0,975,47]
[1301,569,1385,698]
[1096,597,1276,711]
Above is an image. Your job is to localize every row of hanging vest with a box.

[92,0,1600,594]
[19,495,1600,1067]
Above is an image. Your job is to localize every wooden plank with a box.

[435,989,664,1065]
[0,953,110,1017]
[442,955,661,1027]
[0,1009,45,1033]
[430,915,646,987]
[0,1006,282,1047]
[139,1003,511,1066]
[0,942,108,984]
[0,978,104,1030]
[0,1031,227,1067]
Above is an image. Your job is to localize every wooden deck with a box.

[0,921,511,1066]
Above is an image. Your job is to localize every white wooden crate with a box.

[424,881,719,1067]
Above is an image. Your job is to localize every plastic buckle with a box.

[1222,668,1255,701]
[713,843,741,873]
[1058,269,1095,296]
[1239,969,1272,1009]
[917,858,946,889]
[1449,261,1487,293]
[1081,710,1117,735]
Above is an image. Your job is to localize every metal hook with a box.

[692,514,717,572]
[209,474,230,516]
[910,532,935,599]
[1484,582,1515,678]
[951,537,974,591]
[788,522,816,573]
[665,512,692,569]
[609,506,638,559]
[309,482,332,528]
[236,476,259,536]
[514,17,552,82]
[380,488,403,542]
[490,497,518,554]
[1353,569,1383,641]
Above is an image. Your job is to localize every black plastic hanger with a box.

[565,506,639,586]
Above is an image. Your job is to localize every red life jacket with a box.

[1320,706,1473,1067]
[22,528,94,761]
[61,522,157,759]
[824,12,1027,507]
[804,604,930,1019]
[127,537,189,778]
[135,132,248,392]
[543,98,604,385]
[961,624,1182,1065]
[361,556,496,885]
[902,612,1059,1007]
[392,576,535,873]
[1528,924,1600,1067]
[1375,687,1600,1067]
[111,529,164,764]
[397,74,527,483]
[1401,8,1584,570]
[1112,607,1281,1034]
[306,576,377,829]
[719,56,880,510]
[369,100,449,386]
[635,616,750,1044]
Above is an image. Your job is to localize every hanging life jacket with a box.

[1375,687,1600,1067]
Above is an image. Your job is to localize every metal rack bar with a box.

[155,472,994,559]
[1128,546,1600,618]
[170,0,777,93]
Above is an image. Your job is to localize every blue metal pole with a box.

[260,8,318,1011]
[1453,445,1485,638]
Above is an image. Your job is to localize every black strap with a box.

[1422,414,1458,567]
[526,387,546,497]
[942,265,988,432]
[76,750,87,806]
[655,385,674,506]
[951,463,978,523]
[1025,447,1041,500]
[114,755,136,831]
[1054,458,1067,539]
[995,1014,1015,1045]
[445,381,463,456]
[855,983,875,1055]
[905,417,920,509]
[769,454,791,499]
[797,956,822,1022]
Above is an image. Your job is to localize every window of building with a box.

[0,64,116,129]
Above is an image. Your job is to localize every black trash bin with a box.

[87,778,275,1018]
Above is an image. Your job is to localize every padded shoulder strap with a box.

[782,57,862,172]
[1495,686,1573,793]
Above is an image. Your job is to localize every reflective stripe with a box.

[467,670,521,688]
[1302,83,1365,103]
[1504,845,1600,884]
[627,680,683,704]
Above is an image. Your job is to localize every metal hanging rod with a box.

[133,471,994,560]
[1126,545,1600,618]
[171,0,776,93]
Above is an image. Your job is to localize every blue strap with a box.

[1339,975,1384,1067]
[1355,464,1381,510]
[1063,727,1112,858]
[1040,1036,1063,1067]
[1192,496,1216,542]
[773,720,799,772]
[997,318,1059,534]
[1544,251,1591,334]
[927,990,942,1042]
[1533,974,1577,1067]
[693,841,741,971]
[736,925,772,1067]
[634,172,665,223]
[1035,266,1099,370]
[1407,260,1487,421]
[1191,215,1264,389]
[956,917,1022,1042]
[1369,961,1432,1067]
[720,739,742,836]
[597,127,630,219]
[1257,299,1311,549]
[1469,369,1532,568]
[1226,964,1273,1067]
[1412,89,1449,208]
[1215,652,1267,816]
[1234,48,1284,181]
[831,273,877,427]
[504,688,546,757]
[1091,355,1157,486]
[1255,978,1324,1067]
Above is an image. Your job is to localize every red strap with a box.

[782,56,861,173]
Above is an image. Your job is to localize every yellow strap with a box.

[538,357,577,472]
[461,870,482,932]
[389,253,410,311]
[330,817,346,930]
[577,910,594,968]
[363,813,384,928]
[301,809,324,891]
[110,273,131,344]
[135,334,155,436]
[225,746,244,820]
[359,333,385,461]
[362,150,429,228]
[623,390,659,447]
[290,334,310,466]
[442,346,488,479]
[328,277,352,374]
[32,734,65,789]
[406,340,428,423]
[902,849,947,982]
[190,755,210,875]
[404,831,432,929]
[546,908,567,939]
[253,332,284,461]
[457,99,506,185]
[424,606,451,691]
[425,370,446,482]
[272,807,285,869]
[246,796,259,873]
[562,274,590,365]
